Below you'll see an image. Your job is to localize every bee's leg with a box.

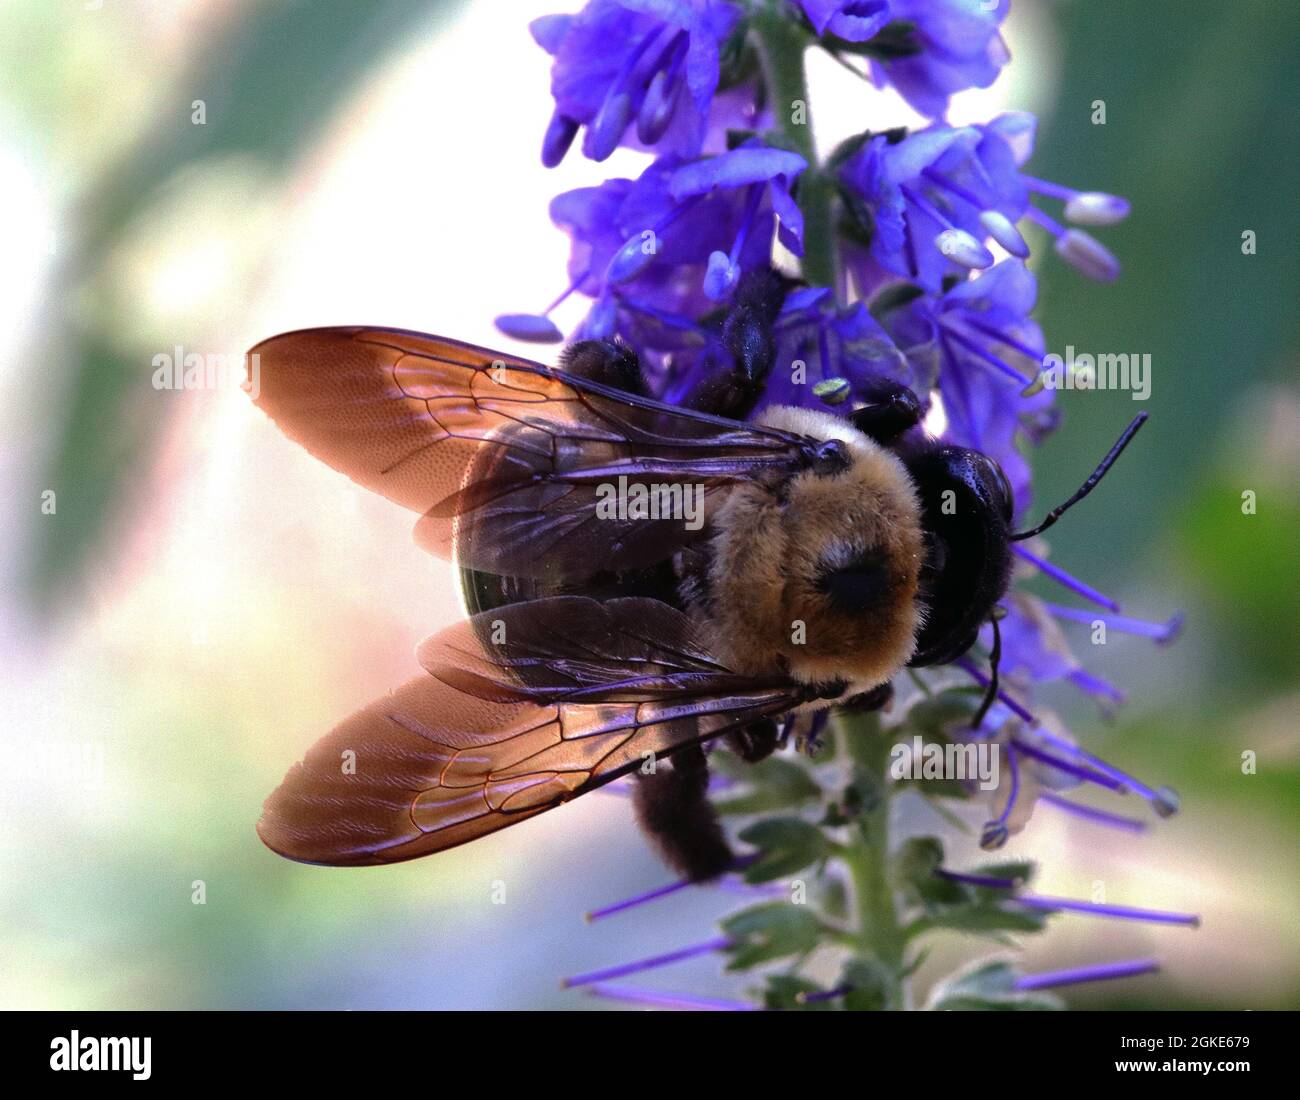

[559,339,649,397]
[679,268,794,419]
[848,381,923,446]
[724,717,781,763]
[676,347,769,419]
[841,680,895,714]
[782,684,894,757]
[631,741,734,882]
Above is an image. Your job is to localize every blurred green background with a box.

[0,0,1295,1010]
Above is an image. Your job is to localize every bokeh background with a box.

[1,0,1296,1010]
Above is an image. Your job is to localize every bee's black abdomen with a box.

[460,559,682,618]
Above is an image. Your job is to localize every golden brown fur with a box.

[703,406,924,690]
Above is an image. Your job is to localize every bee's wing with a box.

[248,327,810,579]
[257,597,806,866]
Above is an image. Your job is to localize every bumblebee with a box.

[249,271,1145,880]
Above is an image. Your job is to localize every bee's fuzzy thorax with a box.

[703,406,925,688]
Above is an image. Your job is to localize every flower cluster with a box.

[504,0,1192,1010]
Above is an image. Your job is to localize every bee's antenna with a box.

[970,612,1002,732]
[1010,413,1148,542]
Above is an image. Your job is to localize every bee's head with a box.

[900,443,1015,666]
[710,406,925,687]
[896,410,1150,670]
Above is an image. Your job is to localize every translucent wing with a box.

[257,598,808,866]
[247,327,813,580]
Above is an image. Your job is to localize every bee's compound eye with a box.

[966,451,1014,525]
[990,461,1014,524]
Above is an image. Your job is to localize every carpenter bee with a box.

[249,270,1146,881]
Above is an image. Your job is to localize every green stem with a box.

[749,5,838,290]
[837,711,908,1010]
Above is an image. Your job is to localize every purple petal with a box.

[669,147,808,199]
[529,13,573,54]
[494,313,564,343]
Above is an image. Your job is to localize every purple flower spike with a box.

[1012,545,1121,612]
[1015,958,1160,992]
[586,853,761,921]
[562,935,731,988]
[1044,603,1185,646]
[1039,792,1148,834]
[1010,738,1123,791]
[585,878,692,922]
[1017,895,1200,928]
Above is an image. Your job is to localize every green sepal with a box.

[720,902,826,971]
[925,958,1063,1011]
[737,817,832,882]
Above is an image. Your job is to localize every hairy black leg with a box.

[848,380,923,446]
[631,742,734,882]
[678,267,797,419]
[725,718,781,763]
[559,338,649,397]
[840,680,894,714]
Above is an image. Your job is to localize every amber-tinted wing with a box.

[257,598,806,866]
[248,327,811,580]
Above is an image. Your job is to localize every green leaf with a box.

[926,959,1062,1012]
[973,860,1037,890]
[721,902,825,971]
[918,905,1047,936]
[738,817,831,882]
